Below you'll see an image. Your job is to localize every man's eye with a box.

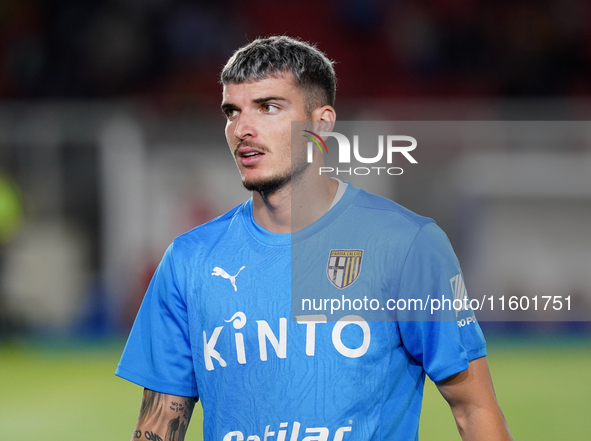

[262,104,277,113]
[226,109,235,118]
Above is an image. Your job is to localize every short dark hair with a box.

[221,36,336,115]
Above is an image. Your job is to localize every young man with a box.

[117,36,512,441]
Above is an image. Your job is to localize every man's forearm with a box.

[132,389,197,441]
[451,400,512,441]
[437,357,512,441]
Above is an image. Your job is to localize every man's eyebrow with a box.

[221,102,238,113]
[252,96,288,104]
[221,96,288,113]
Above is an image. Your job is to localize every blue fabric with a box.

[116,184,486,441]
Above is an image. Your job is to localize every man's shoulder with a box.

[350,187,434,230]
[349,189,459,263]
[171,200,250,251]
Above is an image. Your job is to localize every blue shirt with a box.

[116,184,486,441]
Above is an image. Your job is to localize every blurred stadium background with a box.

[1,0,590,439]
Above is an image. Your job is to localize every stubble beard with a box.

[242,158,308,194]
[239,141,309,195]
[242,172,290,194]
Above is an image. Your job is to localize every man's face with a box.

[222,74,309,193]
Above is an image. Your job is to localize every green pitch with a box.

[0,337,589,440]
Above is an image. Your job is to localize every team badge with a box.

[326,250,363,289]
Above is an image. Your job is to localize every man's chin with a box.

[242,174,291,194]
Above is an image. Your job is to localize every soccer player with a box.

[117,36,512,441]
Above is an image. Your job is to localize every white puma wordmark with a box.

[212,266,245,291]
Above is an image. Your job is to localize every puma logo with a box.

[212,266,245,291]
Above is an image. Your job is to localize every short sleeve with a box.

[115,243,199,397]
[396,222,487,382]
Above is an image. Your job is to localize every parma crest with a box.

[326,250,363,289]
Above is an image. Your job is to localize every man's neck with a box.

[251,174,338,234]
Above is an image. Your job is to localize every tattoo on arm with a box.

[138,389,165,426]
[144,431,163,441]
[172,398,197,441]
[135,390,197,441]
[183,399,196,421]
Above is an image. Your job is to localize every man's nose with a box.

[233,111,257,140]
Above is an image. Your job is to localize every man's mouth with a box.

[242,151,261,158]
[237,146,265,166]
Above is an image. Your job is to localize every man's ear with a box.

[312,105,336,133]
